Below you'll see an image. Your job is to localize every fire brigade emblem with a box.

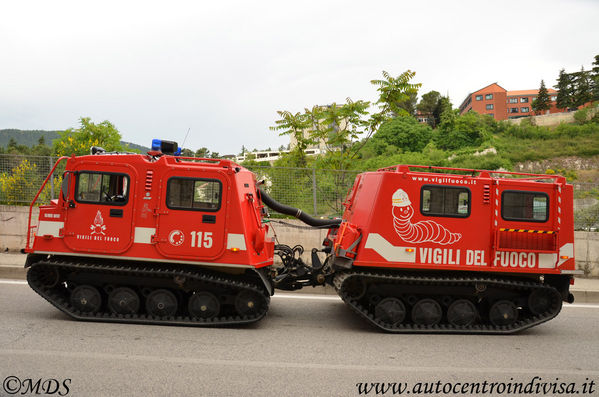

[168,230,185,246]
[90,210,106,235]
[391,189,461,245]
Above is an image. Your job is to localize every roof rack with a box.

[377,164,567,184]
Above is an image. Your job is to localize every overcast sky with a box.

[1,0,598,155]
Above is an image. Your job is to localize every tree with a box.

[371,116,432,154]
[591,55,599,102]
[572,66,592,108]
[370,70,422,119]
[417,90,441,127]
[195,147,210,158]
[269,111,313,167]
[180,148,194,157]
[434,111,490,151]
[396,91,418,116]
[555,69,574,110]
[432,96,452,128]
[53,117,125,157]
[532,80,551,115]
[271,70,421,169]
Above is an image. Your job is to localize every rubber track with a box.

[27,259,270,327]
[334,271,562,334]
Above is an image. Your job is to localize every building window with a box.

[508,98,518,104]
[486,104,494,110]
[551,96,557,101]
[76,172,129,205]
[421,186,470,218]
[520,97,529,103]
[485,94,493,100]
[509,107,519,113]
[521,107,530,113]
[501,191,548,222]
[475,95,483,101]
[167,177,222,212]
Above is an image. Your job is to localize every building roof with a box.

[473,82,508,94]
[507,89,557,96]
[459,82,508,110]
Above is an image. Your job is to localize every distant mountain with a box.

[122,141,151,153]
[0,129,60,147]
[0,129,150,153]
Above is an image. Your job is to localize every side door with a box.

[154,169,228,261]
[494,185,556,269]
[63,164,136,254]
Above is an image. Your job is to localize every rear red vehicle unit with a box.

[24,150,577,333]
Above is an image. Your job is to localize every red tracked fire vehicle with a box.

[24,143,578,333]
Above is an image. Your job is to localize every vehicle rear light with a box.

[405,248,414,253]
[230,248,240,252]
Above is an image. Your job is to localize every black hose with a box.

[257,188,341,228]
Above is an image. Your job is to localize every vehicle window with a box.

[421,186,470,217]
[76,172,129,205]
[502,191,548,222]
[167,178,221,211]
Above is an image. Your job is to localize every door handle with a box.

[202,215,216,224]
[110,209,123,218]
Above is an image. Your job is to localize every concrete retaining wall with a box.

[2,205,598,276]
[576,231,599,277]
[507,106,598,127]
[0,205,38,252]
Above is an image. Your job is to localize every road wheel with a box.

[146,289,178,317]
[489,300,518,326]
[447,299,478,326]
[235,290,263,316]
[411,298,442,325]
[375,297,406,325]
[108,287,140,315]
[70,285,102,313]
[188,292,220,319]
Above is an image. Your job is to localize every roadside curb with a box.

[572,290,599,304]
[0,266,26,281]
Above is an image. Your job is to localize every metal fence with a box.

[1,154,597,224]
[245,165,361,217]
[0,154,61,205]
[0,154,360,217]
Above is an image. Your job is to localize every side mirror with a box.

[61,173,71,200]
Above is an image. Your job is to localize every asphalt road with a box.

[1,280,598,397]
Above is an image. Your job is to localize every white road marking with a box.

[1,348,598,375]
[274,293,341,301]
[2,279,598,308]
[0,279,27,285]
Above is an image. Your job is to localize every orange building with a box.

[459,83,560,120]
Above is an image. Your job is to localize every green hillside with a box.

[0,129,60,147]
[0,129,150,153]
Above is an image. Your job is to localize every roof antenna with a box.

[181,127,191,150]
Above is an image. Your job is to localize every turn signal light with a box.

[231,248,240,252]
[405,248,414,253]
[560,255,569,260]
